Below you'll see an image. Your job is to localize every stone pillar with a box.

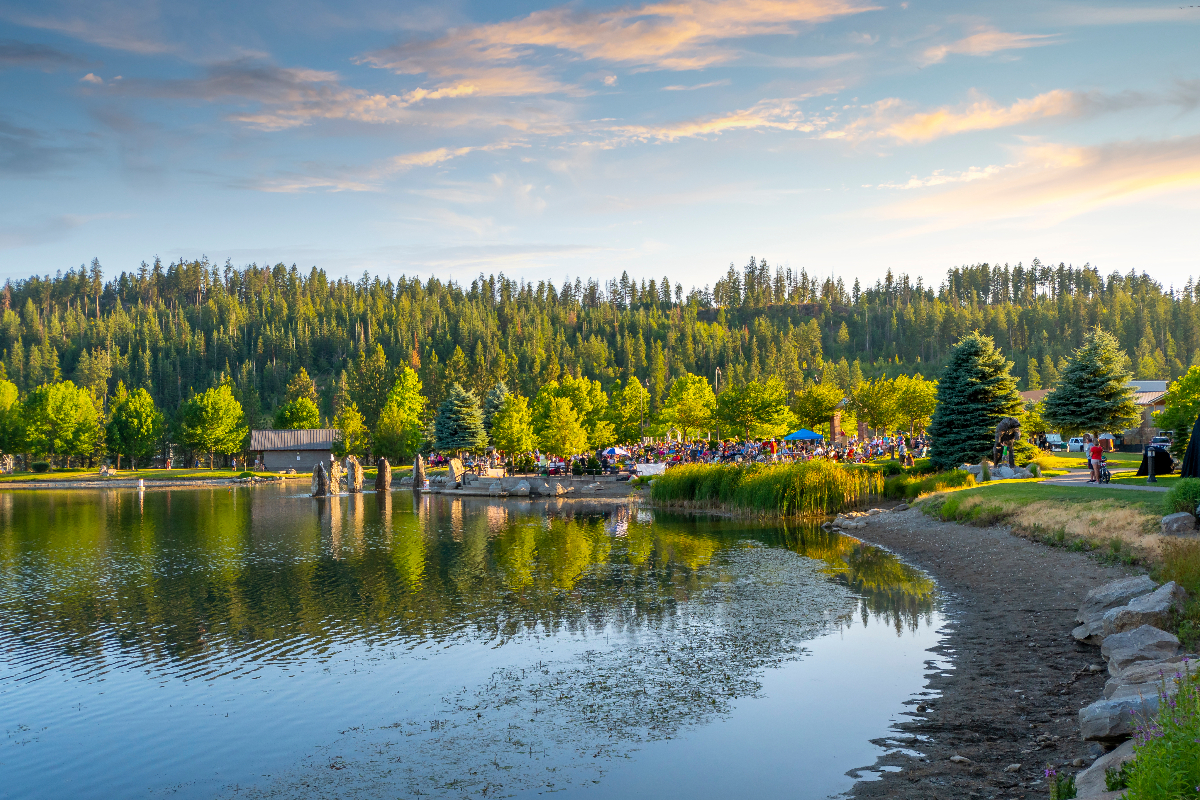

[375,457,392,492]
[311,462,329,496]
[413,454,426,491]
[329,459,345,494]
[344,455,363,493]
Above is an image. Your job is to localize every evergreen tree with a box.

[1043,328,1139,439]
[432,383,487,454]
[285,367,319,405]
[482,381,509,435]
[928,332,1023,470]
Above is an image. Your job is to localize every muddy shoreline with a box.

[848,508,1139,800]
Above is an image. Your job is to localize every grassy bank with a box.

[649,460,883,516]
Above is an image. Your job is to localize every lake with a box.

[0,487,945,799]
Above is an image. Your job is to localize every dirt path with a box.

[848,507,1139,800]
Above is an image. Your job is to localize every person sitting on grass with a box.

[1088,440,1103,483]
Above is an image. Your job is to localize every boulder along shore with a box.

[847,507,1140,800]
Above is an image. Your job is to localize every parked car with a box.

[1150,436,1173,450]
[1068,437,1087,452]
[1042,433,1066,452]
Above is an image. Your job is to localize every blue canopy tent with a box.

[783,429,823,441]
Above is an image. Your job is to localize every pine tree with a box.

[432,383,487,454]
[482,381,509,435]
[1043,328,1139,439]
[928,332,1023,470]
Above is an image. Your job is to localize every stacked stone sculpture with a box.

[311,463,330,496]
[329,459,345,493]
[375,458,391,492]
[344,455,363,493]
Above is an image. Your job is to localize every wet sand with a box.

[848,507,1138,800]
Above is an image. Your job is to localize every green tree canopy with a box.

[612,378,649,443]
[347,343,392,430]
[1043,328,1139,439]
[432,383,488,453]
[892,374,938,434]
[539,397,588,457]
[332,401,369,458]
[107,382,164,469]
[179,384,248,469]
[1154,365,1200,460]
[0,378,19,455]
[490,393,537,455]
[21,380,101,466]
[662,372,716,439]
[274,397,320,429]
[285,367,319,405]
[928,332,1023,470]
[374,367,425,464]
[716,378,795,439]
[791,382,843,438]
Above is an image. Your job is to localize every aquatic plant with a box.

[648,461,882,516]
[1123,659,1200,800]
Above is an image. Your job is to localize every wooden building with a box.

[249,429,338,472]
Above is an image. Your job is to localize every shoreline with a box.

[0,475,309,490]
[847,507,1140,799]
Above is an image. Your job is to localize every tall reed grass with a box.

[648,460,882,516]
[882,470,976,500]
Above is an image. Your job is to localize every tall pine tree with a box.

[928,332,1022,470]
[432,383,488,454]
[1043,328,1139,439]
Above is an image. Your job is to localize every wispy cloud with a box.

[0,39,89,71]
[1040,5,1200,26]
[876,135,1200,228]
[869,163,1010,189]
[597,97,829,144]
[0,118,91,175]
[662,79,731,91]
[828,83,1200,144]
[921,28,1058,65]
[7,1,175,55]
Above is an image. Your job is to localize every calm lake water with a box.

[0,487,945,799]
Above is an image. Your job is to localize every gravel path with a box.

[848,508,1139,800]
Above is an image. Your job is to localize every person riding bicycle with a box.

[1088,441,1103,483]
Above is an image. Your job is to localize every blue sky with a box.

[1,0,1198,290]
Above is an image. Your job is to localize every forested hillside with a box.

[0,255,1191,427]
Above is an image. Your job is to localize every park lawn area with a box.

[0,468,294,483]
[1109,470,1182,487]
[918,480,1167,564]
[1048,450,1144,469]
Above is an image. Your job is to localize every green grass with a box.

[1110,471,1182,488]
[649,460,883,516]
[923,481,1168,514]
[882,470,976,500]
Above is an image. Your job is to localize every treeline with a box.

[0,255,1192,432]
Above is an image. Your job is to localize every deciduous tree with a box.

[374,367,425,464]
[179,384,247,469]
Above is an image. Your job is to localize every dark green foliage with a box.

[432,383,487,453]
[31,461,49,472]
[928,332,1023,470]
[1043,328,1139,437]
[481,382,508,434]
[1165,477,1200,516]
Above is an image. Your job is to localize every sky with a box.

[1,0,1199,291]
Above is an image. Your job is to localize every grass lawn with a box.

[0,468,304,483]
[1030,451,1145,470]
[1109,471,1181,487]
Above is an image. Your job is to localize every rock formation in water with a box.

[413,455,426,490]
[345,455,363,493]
[375,457,391,492]
[329,460,345,493]
[311,463,329,496]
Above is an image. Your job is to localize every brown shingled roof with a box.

[249,429,338,450]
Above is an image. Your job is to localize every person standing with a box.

[1088,440,1103,483]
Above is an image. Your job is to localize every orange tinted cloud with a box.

[600,97,821,143]
[921,28,1058,65]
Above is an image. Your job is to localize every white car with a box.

[1068,437,1087,452]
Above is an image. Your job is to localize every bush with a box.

[881,460,904,476]
[883,470,976,500]
[1122,663,1200,800]
[1028,462,1041,478]
[1164,478,1200,517]
[30,461,50,473]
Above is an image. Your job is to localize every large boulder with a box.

[1101,625,1180,676]
[1161,511,1197,536]
[311,463,329,496]
[328,460,345,493]
[1074,740,1135,797]
[514,480,530,497]
[1073,575,1159,642]
[1101,581,1188,637]
[375,457,391,492]
[1079,694,1161,742]
[344,455,363,493]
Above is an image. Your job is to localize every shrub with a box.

[1123,663,1200,800]
[1164,478,1200,517]
[980,462,991,482]
[1045,765,1077,800]
[1029,462,1041,477]
[881,460,904,476]
[30,461,50,473]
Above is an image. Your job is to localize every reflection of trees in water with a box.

[775,523,937,634]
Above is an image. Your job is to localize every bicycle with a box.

[1098,457,1111,485]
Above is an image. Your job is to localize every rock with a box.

[1102,625,1180,676]
[1072,757,1086,768]
[949,755,971,764]
[311,463,329,496]
[1104,654,1196,697]
[1161,511,1197,536]
[1079,694,1162,742]
[1075,739,1135,797]
[893,503,909,512]
[489,481,502,493]
[1003,763,1021,773]
[448,457,465,486]
[375,457,391,492]
[1088,663,1105,673]
[1076,576,1158,624]
[1102,581,1188,637]
[413,455,426,490]
[328,460,345,493]
[398,475,413,485]
[514,480,530,497]
[344,456,363,493]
